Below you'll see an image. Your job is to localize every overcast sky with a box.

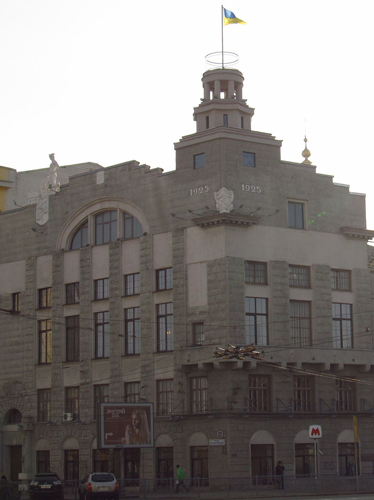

[1,0,374,229]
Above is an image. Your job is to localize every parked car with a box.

[78,472,119,500]
[29,473,64,500]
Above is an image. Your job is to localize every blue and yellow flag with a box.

[223,8,246,25]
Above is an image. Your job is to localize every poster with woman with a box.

[99,403,153,448]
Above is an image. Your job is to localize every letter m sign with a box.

[309,425,322,438]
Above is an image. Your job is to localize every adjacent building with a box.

[1,64,374,485]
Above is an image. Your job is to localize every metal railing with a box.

[12,473,374,499]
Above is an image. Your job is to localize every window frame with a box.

[66,282,80,305]
[64,450,79,480]
[156,268,173,291]
[66,315,80,362]
[125,307,140,355]
[12,292,20,312]
[335,379,355,412]
[94,278,109,300]
[157,379,174,416]
[93,384,109,420]
[248,375,271,412]
[71,220,88,250]
[289,265,311,288]
[251,444,274,477]
[37,389,51,422]
[331,269,351,291]
[157,303,174,352]
[192,322,204,346]
[36,450,51,473]
[38,287,52,309]
[245,261,267,285]
[124,273,140,296]
[194,153,205,169]
[293,376,314,412]
[65,386,80,421]
[124,212,143,240]
[124,382,141,403]
[95,210,118,245]
[191,376,209,414]
[39,319,52,364]
[332,303,353,348]
[243,151,255,168]
[95,311,110,358]
[288,201,305,229]
[245,297,268,346]
[290,300,311,347]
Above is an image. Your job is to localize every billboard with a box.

[99,403,154,448]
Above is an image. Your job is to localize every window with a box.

[39,287,52,308]
[191,377,209,414]
[205,116,209,129]
[331,269,351,291]
[94,384,109,420]
[94,278,109,300]
[71,220,88,250]
[95,210,117,245]
[245,261,267,284]
[124,212,143,240]
[295,444,315,475]
[251,444,274,477]
[66,282,79,304]
[290,301,311,346]
[36,451,50,473]
[245,297,268,346]
[157,379,174,415]
[192,322,204,346]
[248,376,271,411]
[338,443,358,476]
[157,303,173,352]
[124,382,140,403]
[93,449,110,473]
[65,386,79,420]
[124,273,140,296]
[39,319,52,364]
[124,449,140,484]
[64,450,79,480]
[156,268,173,291]
[66,315,79,362]
[157,448,174,485]
[335,379,355,411]
[125,307,140,355]
[241,116,244,129]
[223,114,228,126]
[332,303,353,348]
[190,446,209,486]
[289,265,310,288]
[95,311,110,358]
[12,292,20,312]
[243,152,255,168]
[288,201,304,229]
[194,153,205,169]
[293,376,314,412]
[37,389,51,422]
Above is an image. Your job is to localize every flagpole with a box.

[221,5,224,69]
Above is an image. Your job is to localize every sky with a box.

[1,0,374,227]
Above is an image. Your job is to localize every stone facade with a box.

[1,66,374,485]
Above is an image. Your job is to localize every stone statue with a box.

[48,153,60,192]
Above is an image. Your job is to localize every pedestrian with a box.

[175,464,189,493]
[0,475,10,500]
[275,460,285,489]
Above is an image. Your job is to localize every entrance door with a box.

[10,445,22,482]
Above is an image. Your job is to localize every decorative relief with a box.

[214,187,234,213]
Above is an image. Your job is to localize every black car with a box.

[29,473,64,500]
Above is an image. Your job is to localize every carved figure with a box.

[214,187,234,213]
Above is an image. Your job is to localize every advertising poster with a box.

[99,403,153,448]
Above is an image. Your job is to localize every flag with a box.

[223,8,246,26]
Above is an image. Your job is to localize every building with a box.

[1,64,374,486]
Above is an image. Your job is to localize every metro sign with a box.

[309,425,322,438]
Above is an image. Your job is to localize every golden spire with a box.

[301,136,312,165]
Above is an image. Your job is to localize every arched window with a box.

[124,212,143,240]
[4,408,22,424]
[71,220,88,250]
[95,211,117,245]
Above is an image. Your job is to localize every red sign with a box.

[309,425,322,438]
